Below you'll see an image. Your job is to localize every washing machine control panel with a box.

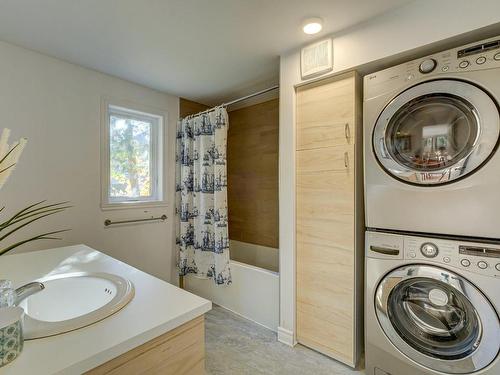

[405,236,500,277]
[366,231,500,277]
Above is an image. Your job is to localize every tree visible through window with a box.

[104,104,163,206]
[110,115,152,198]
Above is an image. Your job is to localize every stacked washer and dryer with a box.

[363,36,500,375]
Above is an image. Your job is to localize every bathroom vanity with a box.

[0,245,211,375]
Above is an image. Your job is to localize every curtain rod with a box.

[183,85,279,120]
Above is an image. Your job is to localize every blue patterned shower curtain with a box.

[176,106,231,285]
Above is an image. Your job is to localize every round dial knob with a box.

[419,58,437,73]
[420,242,439,258]
[477,261,488,269]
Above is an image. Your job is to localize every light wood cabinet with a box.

[296,71,363,368]
[86,316,205,375]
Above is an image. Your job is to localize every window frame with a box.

[101,98,167,210]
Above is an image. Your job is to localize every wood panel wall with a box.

[179,98,209,118]
[179,97,279,249]
[227,99,279,249]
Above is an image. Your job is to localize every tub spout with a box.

[15,282,45,305]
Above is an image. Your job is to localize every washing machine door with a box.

[373,79,500,185]
[375,265,499,374]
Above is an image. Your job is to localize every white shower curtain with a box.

[175,106,231,285]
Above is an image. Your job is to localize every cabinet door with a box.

[296,73,357,366]
[296,74,355,150]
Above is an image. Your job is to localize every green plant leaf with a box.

[0,229,70,256]
[0,141,20,165]
[1,205,72,230]
[0,210,69,242]
[0,201,70,229]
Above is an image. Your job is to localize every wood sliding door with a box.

[296,71,363,367]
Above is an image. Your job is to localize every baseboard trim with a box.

[277,326,295,347]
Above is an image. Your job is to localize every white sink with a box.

[20,272,134,339]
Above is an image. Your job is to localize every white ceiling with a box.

[0,0,410,104]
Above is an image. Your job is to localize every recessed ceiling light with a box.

[302,17,323,35]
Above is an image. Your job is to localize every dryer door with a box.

[375,265,499,374]
[373,79,499,185]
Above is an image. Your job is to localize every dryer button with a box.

[419,58,437,73]
[461,259,471,267]
[477,261,488,269]
[443,256,451,263]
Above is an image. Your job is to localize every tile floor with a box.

[205,305,365,375]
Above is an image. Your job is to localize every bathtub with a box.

[184,241,279,331]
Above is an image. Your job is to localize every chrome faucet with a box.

[15,282,45,305]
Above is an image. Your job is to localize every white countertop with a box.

[0,245,211,375]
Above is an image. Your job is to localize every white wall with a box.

[0,40,180,284]
[279,0,500,345]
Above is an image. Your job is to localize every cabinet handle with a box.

[344,151,349,168]
[344,123,350,142]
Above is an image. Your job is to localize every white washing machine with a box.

[364,36,500,239]
[365,230,500,375]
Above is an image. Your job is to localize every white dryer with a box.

[365,230,500,375]
[364,36,500,239]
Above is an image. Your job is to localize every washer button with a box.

[409,252,416,258]
[421,243,439,258]
[461,259,471,267]
[477,261,488,269]
[459,60,470,68]
[443,256,451,263]
[476,56,486,65]
[496,263,500,271]
[441,65,449,72]
[495,52,500,61]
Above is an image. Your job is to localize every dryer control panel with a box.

[364,35,500,101]
[366,231,500,278]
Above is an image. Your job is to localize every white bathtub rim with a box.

[230,259,279,277]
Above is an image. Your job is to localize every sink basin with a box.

[20,272,134,339]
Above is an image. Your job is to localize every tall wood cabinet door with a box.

[296,72,357,366]
[296,74,355,150]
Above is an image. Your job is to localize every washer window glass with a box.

[385,94,479,172]
[387,278,481,360]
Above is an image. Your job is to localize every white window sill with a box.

[100,201,168,211]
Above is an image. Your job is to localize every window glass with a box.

[109,114,153,199]
[387,278,481,360]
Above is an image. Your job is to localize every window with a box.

[101,101,165,208]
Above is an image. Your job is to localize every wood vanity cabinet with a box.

[295,71,363,368]
[86,316,205,375]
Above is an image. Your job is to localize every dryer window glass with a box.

[387,278,480,360]
[373,80,500,185]
[385,94,479,172]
